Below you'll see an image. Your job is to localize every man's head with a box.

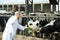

[15,11,21,19]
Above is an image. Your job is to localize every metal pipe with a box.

[58,0,59,12]
[25,0,29,15]
[33,0,34,13]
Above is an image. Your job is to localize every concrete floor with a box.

[0,32,49,40]
[14,35,48,40]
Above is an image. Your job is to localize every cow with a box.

[40,18,60,39]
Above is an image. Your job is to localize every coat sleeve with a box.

[16,20,25,30]
[18,24,25,30]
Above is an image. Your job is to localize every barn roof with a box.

[0,0,49,5]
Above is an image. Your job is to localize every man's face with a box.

[17,13,21,19]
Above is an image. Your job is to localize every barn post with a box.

[25,0,29,15]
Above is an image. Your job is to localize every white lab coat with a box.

[2,16,25,40]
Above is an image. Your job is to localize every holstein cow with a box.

[40,19,60,39]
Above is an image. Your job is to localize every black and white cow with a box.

[40,18,60,38]
[0,16,9,32]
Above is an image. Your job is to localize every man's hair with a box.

[15,11,20,15]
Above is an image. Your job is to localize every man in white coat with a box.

[2,11,25,40]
